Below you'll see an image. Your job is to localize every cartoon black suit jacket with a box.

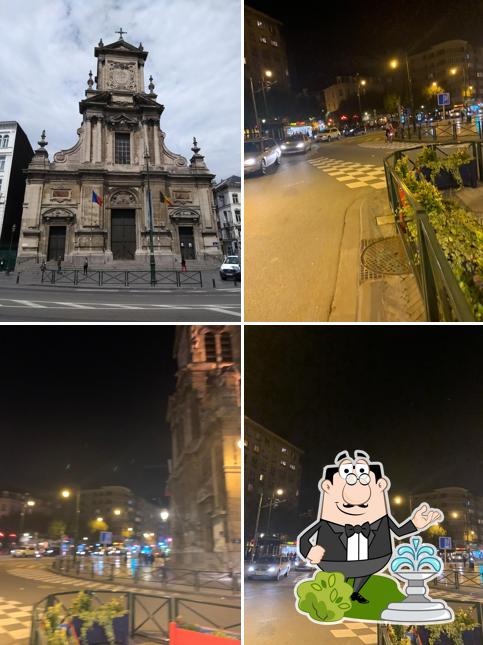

[298,515,417,563]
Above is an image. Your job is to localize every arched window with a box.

[2,135,9,148]
[204,332,216,362]
[220,332,233,362]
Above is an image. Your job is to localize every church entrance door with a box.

[179,226,196,259]
[111,210,136,260]
[47,226,66,261]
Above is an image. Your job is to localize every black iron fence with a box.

[39,269,202,288]
[52,557,240,593]
[430,568,483,590]
[383,140,481,321]
[397,120,483,143]
[377,600,483,645]
[30,589,240,644]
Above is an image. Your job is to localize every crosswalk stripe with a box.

[51,302,95,309]
[11,300,47,308]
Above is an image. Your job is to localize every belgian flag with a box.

[160,191,173,206]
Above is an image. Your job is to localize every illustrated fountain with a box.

[381,536,454,624]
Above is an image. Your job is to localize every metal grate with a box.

[360,237,412,282]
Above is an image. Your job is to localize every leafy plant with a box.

[426,608,479,645]
[174,616,239,639]
[70,594,127,645]
[42,604,74,645]
[296,571,352,622]
[71,591,92,615]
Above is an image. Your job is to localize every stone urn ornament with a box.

[381,536,454,624]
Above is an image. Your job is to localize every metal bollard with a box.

[212,278,216,288]
[454,570,460,590]
[16,273,20,284]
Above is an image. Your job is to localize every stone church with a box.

[17,31,221,268]
[167,326,241,571]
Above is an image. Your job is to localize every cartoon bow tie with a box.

[345,522,371,538]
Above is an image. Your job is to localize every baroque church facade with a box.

[167,326,241,571]
[17,32,221,268]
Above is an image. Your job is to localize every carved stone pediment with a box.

[110,190,138,207]
[169,207,200,223]
[42,208,76,223]
[106,113,139,131]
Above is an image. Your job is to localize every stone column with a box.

[83,118,92,163]
[153,122,161,167]
[96,118,103,163]
[142,120,149,156]
[106,128,113,164]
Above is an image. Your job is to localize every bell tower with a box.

[91,29,148,96]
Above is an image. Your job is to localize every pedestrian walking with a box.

[83,257,88,276]
[57,256,62,273]
[181,255,187,272]
[40,259,47,280]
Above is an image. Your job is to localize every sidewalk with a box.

[328,188,425,322]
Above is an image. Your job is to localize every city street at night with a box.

[245,133,423,322]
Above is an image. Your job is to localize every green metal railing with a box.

[30,589,240,644]
[384,141,481,321]
[397,119,483,143]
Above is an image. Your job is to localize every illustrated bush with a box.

[295,571,352,622]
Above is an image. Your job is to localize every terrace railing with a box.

[38,269,202,288]
[397,119,483,143]
[383,141,481,321]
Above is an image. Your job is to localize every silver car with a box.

[246,555,291,580]
[316,127,341,142]
[280,134,312,154]
[244,138,281,176]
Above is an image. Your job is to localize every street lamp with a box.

[143,149,156,286]
[160,510,169,522]
[113,509,122,516]
[266,488,284,536]
[389,54,414,127]
[96,517,104,523]
[19,499,35,535]
[355,75,366,120]
[60,488,81,549]
[261,69,274,122]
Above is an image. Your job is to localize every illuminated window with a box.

[290,464,296,470]
[204,332,216,361]
[271,41,278,47]
[281,460,287,466]
[260,37,267,44]
[221,331,233,361]
[254,445,260,453]
[115,133,130,164]
[257,20,263,27]
[281,447,287,453]
[244,439,248,447]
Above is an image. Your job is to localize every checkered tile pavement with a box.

[358,141,421,150]
[307,156,387,189]
[0,597,32,643]
[330,621,377,643]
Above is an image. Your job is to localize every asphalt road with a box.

[244,566,483,645]
[0,284,240,322]
[244,133,407,322]
[0,557,240,644]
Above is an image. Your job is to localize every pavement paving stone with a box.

[330,623,377,643]
[308,157,387,190]
[0,597,32,643]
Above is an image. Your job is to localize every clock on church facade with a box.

[16,32,221,268]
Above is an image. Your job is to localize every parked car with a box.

[343,125,366,137]
[220,255,241,281]
[315,127,341,142]
[42,546,61,557]
[280,134,312,154]
[11,545,37,557]
[246,555,291,580]
[244,138,281,175]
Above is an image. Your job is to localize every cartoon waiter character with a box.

[297,450,443,604]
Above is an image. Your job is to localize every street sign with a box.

[100,531,112,545]
[439,536,452,550]
[438,93,451,106]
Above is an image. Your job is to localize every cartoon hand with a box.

[411,503,443,530]
[307,545,325,564]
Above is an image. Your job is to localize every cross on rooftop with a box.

[116,27,127,39]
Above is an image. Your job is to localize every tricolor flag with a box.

[160,191,173,206]
[92,190,103,206]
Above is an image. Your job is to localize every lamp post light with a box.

[6,223,17,275]
[143,149,156,286]
[19,499,35,536]
[61,488,81,552]
[266,488,284,536]
[389,55,415,128]
[252,487,284,562]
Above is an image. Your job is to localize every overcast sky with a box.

[0,0,241,180]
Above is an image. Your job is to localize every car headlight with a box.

[248,566,255,572]
[268,566,277,572]
[281,145,287,150]
[296,142,304,148]
[244,158,257,166]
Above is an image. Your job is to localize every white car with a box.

[244,138,282,175]
[316,127,341,142]
[11,546,37,557]
[220,255,241,281]
[280,134,312,154]
[246,555,291,580]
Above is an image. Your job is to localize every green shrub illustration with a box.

[296,571,353,622]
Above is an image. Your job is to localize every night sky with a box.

[0,327,176,505]
[245,326,483,511]
[248,0,483,90]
